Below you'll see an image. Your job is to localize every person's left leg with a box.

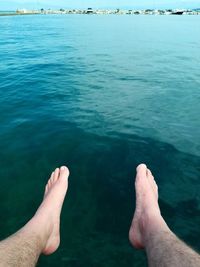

[0,166,69,267]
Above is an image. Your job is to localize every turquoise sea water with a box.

[0,14,200,266]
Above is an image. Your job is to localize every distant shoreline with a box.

[0,8,200,16]
[0,13,40,17]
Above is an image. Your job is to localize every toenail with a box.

[137,164,147,171]
[61,166,66,171]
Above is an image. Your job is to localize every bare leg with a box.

[0,166,69,267]
[129,164,200,267]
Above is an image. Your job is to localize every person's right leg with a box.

[129,164,200,267]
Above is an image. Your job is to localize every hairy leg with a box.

[129,164,200,267]
[0,166,69,267]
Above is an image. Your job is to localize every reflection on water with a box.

[0,14,200,266]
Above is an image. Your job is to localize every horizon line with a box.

[1,6,200,11]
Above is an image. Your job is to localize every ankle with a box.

[142,214,170,247]
[27,216,52,248]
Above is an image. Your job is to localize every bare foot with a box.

[129,164,166,249]
[33,166,69,255]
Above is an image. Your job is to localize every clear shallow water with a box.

[0,14,200,266]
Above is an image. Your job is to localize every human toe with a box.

[59,166,69,181]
